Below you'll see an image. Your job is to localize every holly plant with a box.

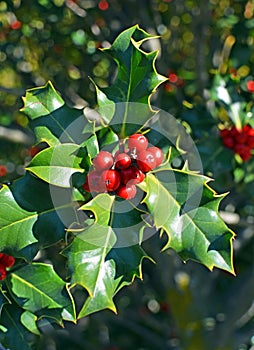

[0,25,235,350]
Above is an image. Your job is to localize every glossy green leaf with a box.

[0,185,38,253]
[96,25,167,137]
[21,81,93,146]
[10,172,80,254]
[63,194,120,317]
[26,143,84,188]
[141,170,235,274]
[107,244,152,290]
[7,263,76,324]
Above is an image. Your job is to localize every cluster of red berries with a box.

[0,253,15,281]
[220,125,254,161]
[83,133,164,199]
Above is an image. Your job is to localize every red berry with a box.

[147,146,164,167]
[0,266,6,281]
[93,151,114,171]
[247,136,254,148]
[84,170,105,193]
[243,125,251,134]
[120,166,145,185]
[241,152,251,161]
[0,165,7,177]
[235,132,247,143]
[247,80,254,93]
[234,144,251,161]
[222,137,234,149]
[115,153,132,169]
[220,129,230,138]
[101,170,120,192]
[230,126,238,137]
[136,150,157,172]
[116,184,137,199]
[247,127,254,136]
[0,254,15,268]
[128,134,148,152]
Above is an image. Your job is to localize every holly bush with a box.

[0,25,237,350]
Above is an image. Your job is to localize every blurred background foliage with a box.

[0,0,254,349]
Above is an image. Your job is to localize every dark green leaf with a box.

[10,172,80,252]
[7,263,76,324]
[96,25,167,137]
[0,303,38,350]
[21,81,93,146]
[0,185,38,253]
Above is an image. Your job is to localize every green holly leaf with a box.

[7,263,76,324]
[63,194,121,318]
[26,143,84,188]
[107,244,152,291]
[95,25,167,137]
[141,170,235,274]
[0,303,38,350]
[9,172,80,256]
[0,185,38,254]
[21,81,93,146]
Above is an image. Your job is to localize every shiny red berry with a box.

[136,150,157,172]
[247,136,254,148]
[234,144,251,161]
[115,153,132,169]
[0,254,15,268]
[243,125,251,134]
[128,134,148,151]
[0,266,6,281]
[101,169,120,192]
[147,146,164,167]
[120,166,145,185]
[92,151,114,171]
[116,184,137,199]
[222,137,234,149]
[235,132,247,143]
[220,129,230,138]
[84,170,105,193]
